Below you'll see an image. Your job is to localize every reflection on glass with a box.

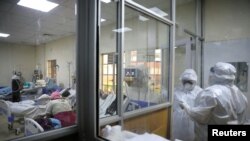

[174,46,186,86]
[123,6,170,112]
[99,2,171,141]
[0,0,76,140]
[131,51,137,62]
[229,62,248,92]
[132,0,171,20]
[176,0,196,34]
[99,1,118,119]
[103,54,108,64]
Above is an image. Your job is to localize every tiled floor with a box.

[0,115,24,141]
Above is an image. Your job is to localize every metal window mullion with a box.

[185,40,192,68]
[123,103,171,119]
[169,0,176,141]
[77,0,98,140]
[195,0,202,86]
[99,115,122,127]
[116,0,125,126]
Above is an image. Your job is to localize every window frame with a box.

[9,0,204,140]
[96,0,176,140]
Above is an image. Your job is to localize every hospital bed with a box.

[99,93,116,118]
[0,86,12,95]
[0,100,14,130]
[99,93,145,117]
[0,99,48,135]
[0,86,12,100]
[24,118,44,136]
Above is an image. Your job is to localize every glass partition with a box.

[132,0,171,20]
[228,62,248,92]
[99,1,118,119]
[98,0,172,140]
[0,0,76,140]
[123,6,170,112]
[176,0,196,34]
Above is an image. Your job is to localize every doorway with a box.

[47,60,57,80]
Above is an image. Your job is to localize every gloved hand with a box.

[179,102,189,110]
[179,102,184,109]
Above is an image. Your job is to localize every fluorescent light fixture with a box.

[112,27,132,33]
[139,15,149,21]
[101,18,106,22]
[75,3,77,15]
[0,32,10,38]
[101,0,111,3]
[17,0,59,12]
[149,7,168,17]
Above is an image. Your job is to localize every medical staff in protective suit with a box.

[173,69,202,141]
[180,62,248,141]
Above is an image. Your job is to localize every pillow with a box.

[50,91,61,100]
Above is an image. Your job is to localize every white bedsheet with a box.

[6,100,47,118]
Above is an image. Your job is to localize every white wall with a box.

[203,0,250,118]
[35,44,46,77]
[0,42,35,86]
[100,17,169,54]
[204,0,250,42]
[36,35,76,88]
[176,0,196,37]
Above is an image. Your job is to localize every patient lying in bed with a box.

[45,91,76,127]
[6,99,48,118]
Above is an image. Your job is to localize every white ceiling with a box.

[0,0,193,46]
[0,0,76,46]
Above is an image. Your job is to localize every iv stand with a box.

[67,62,72,88]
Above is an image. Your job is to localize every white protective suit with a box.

[173,69,202,141]
[181,62,248,141]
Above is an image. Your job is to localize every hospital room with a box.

[0,0,250,141]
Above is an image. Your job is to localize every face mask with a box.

[184,83,193,91]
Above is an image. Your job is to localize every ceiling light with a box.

[17,0,59,12]
[75,3,77,15]
[0,32,10,38]
[101,0,111,3]
[112,27,132,33]
[149,7,168,17]
[101,18,106,22]
[139,15,149,21]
